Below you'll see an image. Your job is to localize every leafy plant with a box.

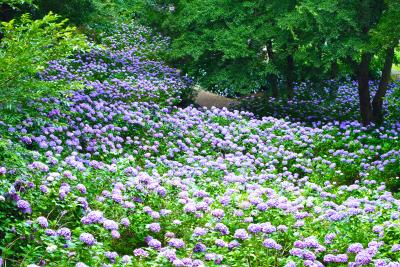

[0,12,89,115]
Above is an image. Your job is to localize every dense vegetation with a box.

[1,1,400,267]
[0,13,88,115]
[141,0,400,126]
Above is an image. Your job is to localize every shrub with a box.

[0,12,88,119]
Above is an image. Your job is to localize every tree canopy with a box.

[137,0,399,125]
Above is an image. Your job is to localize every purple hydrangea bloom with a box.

[79,233,96,246]
[215,223,229,235]
[285,261,296,267]
[215,239,226,247]
[133,248,149,257]
[45,229,56,236]
[234,229,249,240]
[103,219,119,230]
[263,238,282,250]
[120,218,130,227]
[17,200,32,214]
[168,238,185,249]
[76,184,87,194]
[193,243,207,253]
[104,251,118,262]
[193,227,208,236]
[36,216,48,228]
[148,239,162,249]
[86,210,104,224]
[148,222,161,233]
[392,244,400,252]
[57,227,71,240]
[355,251,372,265]
[211,209,224,218]
[111,230,120,239]
[348,243,364,253]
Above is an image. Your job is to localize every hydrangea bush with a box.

[238,80,400,125]
[1,22,400,267]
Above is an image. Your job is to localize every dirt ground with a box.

[194,90,239,109]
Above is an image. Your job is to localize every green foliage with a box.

[137,0,399,99]
[0,12,88,116]
[78,0,162,35]
[395,48,400,65]
[0,138,32,173]
[32,0,95,25]
[154,0,295,96]
[369,0,400,50]
[0,0,33,7]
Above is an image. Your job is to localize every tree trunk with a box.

[286,54,294,100]
[266,74,278,98]
[372,46,395,125]
[345,56,359,79]
[266,41,279,98]
[330,60,338,80]
[357,53,373,126]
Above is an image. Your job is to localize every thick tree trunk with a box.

[357,53,373,126]
[286,54,294,100]
[372,46,395,125]
[266,41,279,98]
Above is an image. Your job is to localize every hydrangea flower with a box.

[79,233,96,246]
[233,229,248,240]
[133,248,149,258]
[17,200,31,214]
[36,216,48,228]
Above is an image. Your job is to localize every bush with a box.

[0,12,88,120]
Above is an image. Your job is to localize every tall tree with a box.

[146,0,298,97]
[372,47,395,124]
[280,0,398,125]
[140,0,399,124]
[369,0,400,124]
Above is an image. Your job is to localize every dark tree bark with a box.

[266,41,279,98]
[286,54,294,100]
[357,52,373,126]
[330,60,338,80]
[269,74,279,98]
[371,47,395,125]
[344,56,359,79]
